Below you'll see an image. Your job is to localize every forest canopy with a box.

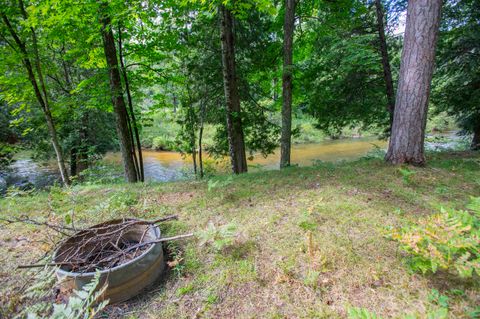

[0,0,478,180]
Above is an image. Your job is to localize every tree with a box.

[118,26,144,181]
[385,0,443,165]
[1,1,70,185]
[299,0,390,137]
[219,5,248,174]
[431,0,480,150]
[99,8,138,182]
[280,0,296,168]
[374,0,395,130]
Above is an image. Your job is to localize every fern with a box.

[389,197,480,278]
[20,268,108,319]
[197,222,237,251]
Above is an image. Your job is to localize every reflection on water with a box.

[3,132,466,188]
[105,137,387,182]
[250,138,386,168]
[1,158,59,189]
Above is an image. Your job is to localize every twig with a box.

[17,233,194,270]
[0,217,75,235]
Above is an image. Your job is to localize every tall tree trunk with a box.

[385,0,442,165]
[280,0,296,168]
[118,26,144,182]
[219,5,247,174]
[1,12,70,185]
[70,147,78,177]
[100,12,138,182]
[198,99,206,179]
[192,145,198,177]
[374,0,395,129]
[198,123,204,178]
[472,123,480,150]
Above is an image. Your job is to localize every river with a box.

[2,133,464,189]
[106,137,387,181]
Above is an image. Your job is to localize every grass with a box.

[1,151,480,318]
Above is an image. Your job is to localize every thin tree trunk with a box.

[122,96,140,180]
[385,0,442,165]
[280,0,296,168]
[472,123,480,150]
[191,120,197,177]
[198,99,206,179]
[99,11,138,182]
[198,124,204,178]
[118,26,144,182]
[192,145,198,177]
[219,5,248,174]
[70,148,77,177]
[1,11,70,185]
[374,0,395,129]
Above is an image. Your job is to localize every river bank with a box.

[1,131,469,190]
[1,151,479,318]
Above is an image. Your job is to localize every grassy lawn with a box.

[1,151,479,318]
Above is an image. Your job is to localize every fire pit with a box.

[53,219,165,304]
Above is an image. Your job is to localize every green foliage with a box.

[398,167,416,185]
[298,212,318,231]
[431,0,480,143]
[298,0,394,136]
[390,197,480,278]
[347,307,382,319]
[428,289,450,310]
[77,163,123,185]
[20,267,108,319]
[197,222,237,251]
[0,143,16,167]
[152,136,177,151]
[207,176,233,192]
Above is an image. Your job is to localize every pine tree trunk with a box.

[374,0,395,128]
[100,13,138,182]
[219,5,248,174]
[280,0,296,168]
[385,0,442,165]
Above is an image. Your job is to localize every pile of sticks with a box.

[10,215,193,272]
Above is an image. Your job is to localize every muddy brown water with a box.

[105,137,387,182]
[3,133,464,187]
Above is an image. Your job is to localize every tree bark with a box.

[219,5,248,174]
[280,0,296,169]
[198,98,206,179]
[472,123,480,150]
[374,0,395,129]
[118,26,144,182]
[1,11,70,185]
[385,0,442,165]
[99,12,138,182]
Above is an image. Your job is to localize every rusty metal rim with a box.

[54,219,161,278]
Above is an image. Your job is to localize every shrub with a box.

[152,136,177,151]
[390,197,480,278]
[0,143,16,167]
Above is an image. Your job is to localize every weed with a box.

[398,167,416,185]
[197,222,237,252]
[347,307,382,319]
[176,283,194,296]
[207,176,233,192]
[390,197,480,278]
